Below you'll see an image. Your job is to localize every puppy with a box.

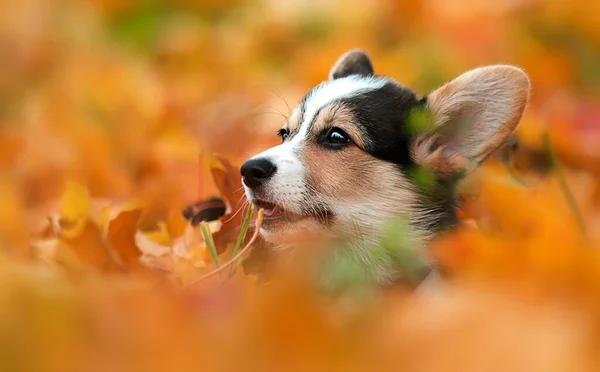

[241,49,530,284]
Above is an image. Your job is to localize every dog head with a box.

[242,49,529,248]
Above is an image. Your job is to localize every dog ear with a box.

[329,49,374,80]
[411,65,530,178]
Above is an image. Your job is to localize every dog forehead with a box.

[287,75,388,138]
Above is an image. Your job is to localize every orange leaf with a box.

[208,154,247,253]
[166,209,188,240]
[64,221,119,271]
[31,238,85,271]
[106,209,144,271]
[208,154,244,215]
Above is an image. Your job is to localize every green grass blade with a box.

[199,222,222,278]
[229,204,254,277]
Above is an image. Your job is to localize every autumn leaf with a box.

[59,181,91,239]
[63,221,118,271]
[105,208,144,271]
[166,208,188,240]
[31,238,85,271]
[183,154,248,255]
[4,1,600,371]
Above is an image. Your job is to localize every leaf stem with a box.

[189,209,265,285]
[542,132,587,239]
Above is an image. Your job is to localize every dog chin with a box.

[259,217,325,244]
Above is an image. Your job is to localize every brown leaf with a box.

[182,154,247,255]
[207,154,247,253]
[209,154,243,215]
[106,209,144,271]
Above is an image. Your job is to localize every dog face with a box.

[242,49,530,249]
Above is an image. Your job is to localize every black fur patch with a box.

[340,81,420,168]
[330,49,375,79]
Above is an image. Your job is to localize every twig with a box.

[503,162,531,187]
[188,209,265,285]
[542,132,587,239]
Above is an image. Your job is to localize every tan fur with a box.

[303,140,380,198]
[412,65,530,176]
[301,121,433,284]
[285,108,301,135]
[411,136,471,179]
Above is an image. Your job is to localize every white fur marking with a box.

[293,75,387,144]
[245,141,306,213]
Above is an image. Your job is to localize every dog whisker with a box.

[220,200,250,224]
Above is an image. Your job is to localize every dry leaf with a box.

[105,208,144,271]
[183,154,247,255]
[64,221,118,271]
[59,181,91,239]
[31,238,85,271]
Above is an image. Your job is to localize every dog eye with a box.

[277,128,289,142]
[326,128,351,146]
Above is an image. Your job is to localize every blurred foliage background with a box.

[1,0,600,371]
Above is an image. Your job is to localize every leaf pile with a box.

[2,0,600,371]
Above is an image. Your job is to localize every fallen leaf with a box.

[182,154,248,256]
[105,208,144,271]
[137,229,174,273]
[31,238,85,271]
[173,236,207,285]
[59,181,91,238]
[64,221,119,271]
[136,229,171,257]
[166,208,188,239]
[209,154,243,216]
[182,222,219,267]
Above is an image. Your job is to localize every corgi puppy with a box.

[241,49,530,284]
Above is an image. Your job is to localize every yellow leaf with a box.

[136,229,171,257]
[142,222,172,246]
[59,181,91,238]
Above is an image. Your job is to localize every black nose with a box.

[241,158,277,188]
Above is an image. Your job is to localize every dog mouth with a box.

[253,200,283,217]
[251,199,333,226]
[251,199,309,224]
